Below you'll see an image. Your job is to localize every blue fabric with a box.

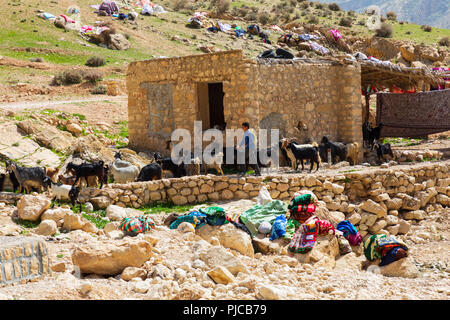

[169,211,207,230]
[269,215,287,241]
[337,220,358,237]
[379,246,408,266]
[235,29,245,38]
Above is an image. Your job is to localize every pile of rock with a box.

[393,149,443,163]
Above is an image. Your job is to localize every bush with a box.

[172,0,187,11]
[85,56,105,67]
[258,11,271,25]
[358,20,366,26]
[300,2,309,9]
[92,85,107,95]
[315,3,324,9]
[386,11,397,21]
[238,7,249,17]
[421,25,432,32]
[339,17,353,27]
[348,10,356,17]
[438,36,449,47]
[247,11,257,21]
[51,70,84,86]
[83,71,103,84]
[328,3,341,11]
[375,22,393,38]
[308,15,319,24]
[216,0,230,14]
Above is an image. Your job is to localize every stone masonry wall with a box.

[0,237,50,286]
[82,161,450,240]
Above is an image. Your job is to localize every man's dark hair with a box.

[242,122,250,128]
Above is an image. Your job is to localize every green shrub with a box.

[386,11,397,21]
[328,3,341,11]
[85,56,105,67]
[339,17,353,27]
[439,36,449,47]
[258,11,271,25]
[92,85,107,95]
[421,25,432,32]
[51,70,83,86]
[376,22,393,38]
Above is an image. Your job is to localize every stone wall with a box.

[0,237,50,286]
[81,161,450,239]
[127,51,363,159]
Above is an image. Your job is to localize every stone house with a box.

[126,50,363,159]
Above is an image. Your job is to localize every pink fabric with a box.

[60,14,75,23]
[330,29,342,41]
[347,233,362,246]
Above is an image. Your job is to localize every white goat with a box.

[110,158,139,184]
[203,152,224,175]
[48,180,72,201]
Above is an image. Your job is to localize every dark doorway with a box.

[208,83,225,129]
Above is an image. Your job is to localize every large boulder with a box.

[359,199,387,218]
[63,212,86,231]
[400,44,417,62]
[198,246,248,275]
[17,195,51,221]
[294,235,340,270]
[379,257,420,278]
[71,238,154,275]
[105,205,127,221]
[35,219,58,236]
[197,224,254,257]
[41,207,72,224]
[365,37,400,60]
[108,34,130,50]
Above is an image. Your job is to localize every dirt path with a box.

[0,96,127,112]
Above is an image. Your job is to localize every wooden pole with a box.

[365,92,370,124]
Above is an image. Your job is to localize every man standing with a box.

[238,122,261,176]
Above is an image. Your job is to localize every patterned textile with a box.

[288,217,335,254]
[288,193,318,224]
[284,219,300,240]
[337,220,362,246]
[120,215,155,234]
[376,89,450,137]
[364,234,408,262]
[169,211,207,230]
[379,246,408,266]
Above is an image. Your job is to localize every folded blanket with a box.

[120,215,155,234]
[239,200,287,237]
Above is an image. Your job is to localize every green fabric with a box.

[199,206,228,226]
[284,219,300,240]
[239,200,288,237]
[364,234,386,261]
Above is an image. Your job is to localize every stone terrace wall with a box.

[82,161,450,239]
[0,237,50,286]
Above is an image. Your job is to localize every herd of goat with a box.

[0,128,393,206]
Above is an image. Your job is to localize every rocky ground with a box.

[0,197,448,300]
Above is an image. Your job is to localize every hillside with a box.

[316,0,450,29]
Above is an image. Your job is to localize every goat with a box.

[184,157,201,176]
[320,136,347,164]
[373,143,394,163]
[155,154,186,178]
[344,142,359,166]
[281,139,320,172]
[136,163,162,182]
[5,164,21,193]
[203,152,224,175]
[6,161,49,194]
[280,139,311,170]
[66,160,107,189]
[363,122,383,148]
[46,178,80,207]
[45,167,59,181]
[110,152,139,183]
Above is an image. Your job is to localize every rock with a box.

[105,205,127,221]
[133,281,150,294]
[379,257,419,278]
[71,238,153,275]
[90,196,110,209]
[273,256,298,267]
[85,202,94,212]
[397,219,411,235]
[41,207,71,222]
[178,222,195,233]
[63,212,86,231]
[121,267,147,281]
[359,199,387,217]
[347,212,361,225]
[51,262,66,273]
[400,44,417,62]
[17,195,51,221]
[365,37,400,60]
[360,212,378,227]
[411,61,427,68]
[197,224,254,257]
[386,225,399,236]
[207,266,235,285]
[82,221,98,234]
[35,219,57,236]
[385,215,399,225]
[398,194,421,211]
[334,252,362,271]
[192,259,208,270]
[294,235,339,270]
[402,210,426,220]
[108,33,130,50]
[332,183,344,194]
[148,264,171,279]
[198,246,248,275]
[66,123,83,135]
[257,284,286,300]
[79,283,93,295]
[368,219,387,233]
[172,195,188,205]
[104,222,119,233]
[327,211,346,226]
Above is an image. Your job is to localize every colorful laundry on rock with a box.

[288,192,318,224]
[337,220,362,246]
[284,219,300,240]
[364,234,408,264]
[120,215,155,234]
[169,211,207,230]
[199,206,228,226]
[330,29,342,41]
[269,215,287,241]
[288,217,335,254]
[239,200,287,237]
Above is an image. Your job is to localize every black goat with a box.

[373,143,394,163]
[155,154,186,178]
[136,163,162,181]
[69,186,81,207]
[66,160,107,189]
[8,170,21,193]
[320,136,347,164]
[363,122,384,148]
[281,139,320,172]
[6,161,48,193]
